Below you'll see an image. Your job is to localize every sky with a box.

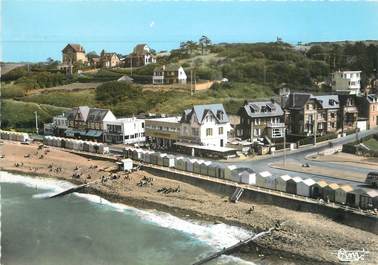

[2,0,378,62]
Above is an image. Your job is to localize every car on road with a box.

[365,172,378,188]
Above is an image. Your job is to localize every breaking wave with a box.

[0,171,257,264]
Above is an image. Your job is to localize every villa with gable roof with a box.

[180,104,230,147]
[237,99,285,141]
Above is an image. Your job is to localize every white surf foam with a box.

[75,192,254,250]
[0,171,75,195]
[1,171,257,264]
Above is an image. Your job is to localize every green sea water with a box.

[0,172,256,265]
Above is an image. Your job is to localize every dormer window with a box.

[217,110,224,120]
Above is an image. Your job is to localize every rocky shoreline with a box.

[1,141,377,265]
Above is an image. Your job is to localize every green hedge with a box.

[298,132,337,146]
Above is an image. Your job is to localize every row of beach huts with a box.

[0,130,30,142]
[124,147,378,210]
[43,136,109,154]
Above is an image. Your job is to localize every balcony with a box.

[267,122,285,128]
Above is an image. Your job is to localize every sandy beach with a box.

[1,141,377,265]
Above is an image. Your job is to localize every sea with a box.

[0,171,257,265]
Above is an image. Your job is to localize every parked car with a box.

[365,172,378,188]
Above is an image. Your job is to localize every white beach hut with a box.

[157,153,167,166]
[88,142,96,153]
[275,175,292,192]
[163,155,175,167]
[296,178,316,197]
[238,170,256,185]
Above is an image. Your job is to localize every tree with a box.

[199,35,211,55]
[95,81,142,104]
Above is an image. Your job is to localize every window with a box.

[219,127,224,135]
[142,122,144,128]
[206,128,213,136]
[331,112,335,119]
[192,128,199,136]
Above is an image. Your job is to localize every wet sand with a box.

[1,141,377,265]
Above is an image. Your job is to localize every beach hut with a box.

[353,189,378,209]
[61,138,66,149]
[144,151,154,163]
[15,133,21,142]
[238,170,256,185]
[9,132,16,141]
[256,171,272,188]
[200,161,212,176]
[296,178,316,197]
[185,159,196,172]
[286,176,303,194]
[150,152,159,165]
[215,164,226,179]
[83,142,90,152]
[163,155,175,167]
[207,162,219,178]
[88,142,95,153]
[311,180,328,199]
[127,147,134,158]
[43,136,49,145]
[224,165,238,181]
[323,183,340,202]
[193,160,205,174]
[72,140,79,150]
[117,159,133,171]
[157,153,167,166]
[174,157,186,171]
[335,185,354,205]
[275,175,292,192]
[78,140,85,151]
[132,149,142,160]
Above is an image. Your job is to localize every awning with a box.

[86,130,103,138]
[65,129,87,137]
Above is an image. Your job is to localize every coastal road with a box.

[108,127,378,188]
[232,127,378,187]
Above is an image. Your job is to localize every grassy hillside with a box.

[1,99,68,131]
[22,90,97,108]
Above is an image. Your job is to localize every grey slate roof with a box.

[181,104,229,124]
[242,101,284,118]
[66,106,109,123]
[312,95,339,109]
[286,93,340,110]
[285,93,312,109]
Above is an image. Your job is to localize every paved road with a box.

[233,128,378,187]
[109,127,378,188]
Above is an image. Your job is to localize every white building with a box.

[180,104,231,147]
[103,117,145,144]
[152,65,187,85]
[331,70,361,95]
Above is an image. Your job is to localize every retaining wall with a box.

[143,166,378,235]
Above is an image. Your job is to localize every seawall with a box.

[143,166,378,235]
